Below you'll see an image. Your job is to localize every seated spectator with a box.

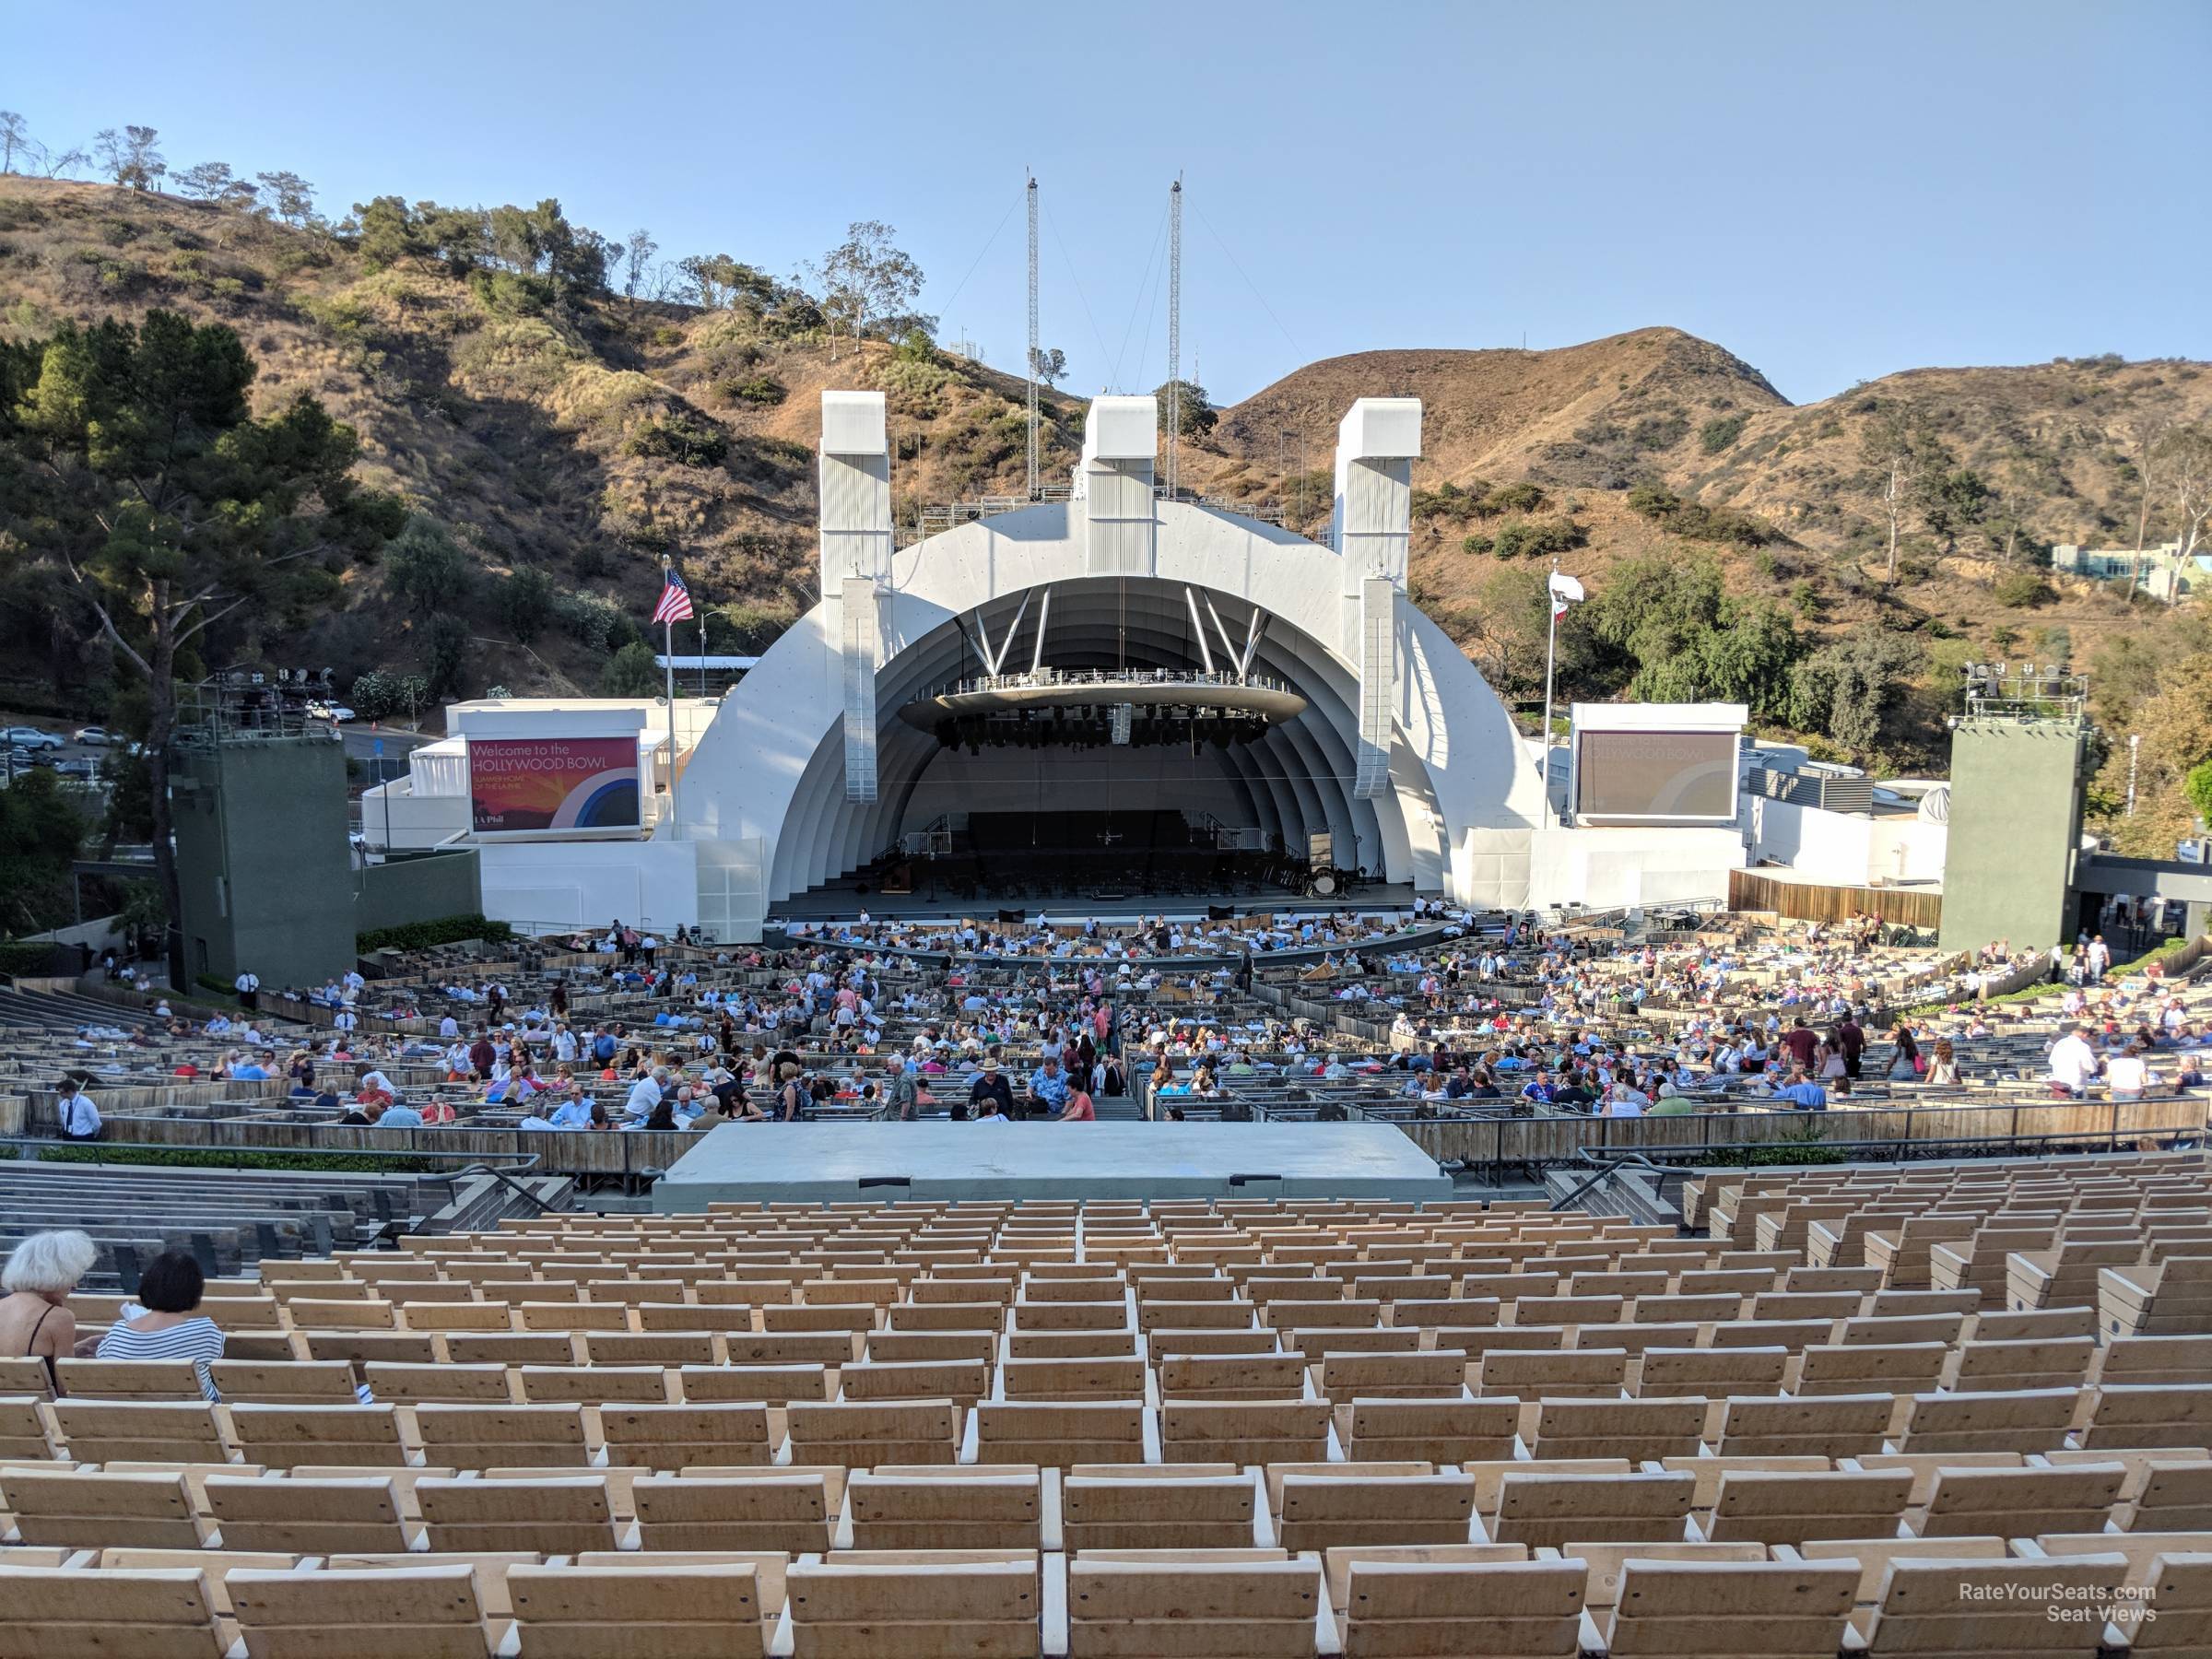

[96,1251,225,1399]
[1059,1088,1096,1122]
[1,1230,97,1390]
[378,1100,426,1128]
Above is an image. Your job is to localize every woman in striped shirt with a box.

[97,1251,225,1398]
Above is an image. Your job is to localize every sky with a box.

[9,0,2209,406]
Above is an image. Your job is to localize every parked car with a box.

[307,700,357,723]
[53,757,99,779]
[2,726,64,750]
[72,726,115,745]
[6,747,56,769]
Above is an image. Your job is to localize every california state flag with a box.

[1548,570,1585,619]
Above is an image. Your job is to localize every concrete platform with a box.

[652,1121,1451,1207]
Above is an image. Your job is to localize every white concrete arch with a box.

[679,489,1543,920]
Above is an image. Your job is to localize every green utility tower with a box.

[1938,671,2092,955]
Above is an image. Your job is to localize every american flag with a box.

[652,568,694,626]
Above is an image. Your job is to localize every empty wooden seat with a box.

[2079,1383,2212,1450]
[845,1466,1045,1549]
[1159,1400,1332,1464]
[1158,1353,1309,1401]
[1635,1346,1790,1399]
[840,1358,993,1408]
[228,1404,408,1470]
[412,1401,591,1468]
[1919,1463,2125,1537]
[1314,1350,1467,1406]
[518,1364,669,1405]
[1793,1341,1948,1396]
[1942,1336,2097,1393]
[973,1401,1147,1465]
[508,1561,771,1659]
[1066,1551,1320,1659]
[47,1400,226,1465]
[52,1359,206,1402]
[1343,1395,1519,1463]
[1529,1395,1706,1461]
[417,1474,620,1554]
[1856,1552,2129,1656]
[1704,1467,1914,1543]
[1270,1464,1476,1550]
[788,1549,1040,1659]
[1490,1469,1696,1547]
[678,1362,832,1406]
[597,1403,771,1470]
[228,1562,494,1659]
[633,1469,839,1553]
[785,1400,960,1466]
[1063,1467,1257,1551]
[0,1466,204,1548]
[1895,1388,2077,1453]
[206,1361,357,1405]
[0,1564,224,1659]
[1604,1558,1856,1658]
[1330,1551,1583,1659]
[1715,1394,1894,1458]
[360,1362,511,1404]
[204,1473,410,1553]
[0,1395,54,1461]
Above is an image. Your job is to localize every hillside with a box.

[2,176,2206,783]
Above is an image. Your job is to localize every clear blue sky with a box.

[11,0,2208,406]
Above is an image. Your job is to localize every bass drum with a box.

[1310,871,1337,897]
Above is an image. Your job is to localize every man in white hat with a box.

[968,1054,1016,1121]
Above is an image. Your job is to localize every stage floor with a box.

[771,881,1419,923]
[652,1121,1452,1207]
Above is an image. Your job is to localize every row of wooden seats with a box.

[4,1536,2208,1656]
[8,1382,2210,1471]
[8,1450,2212,1557]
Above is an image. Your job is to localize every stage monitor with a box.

[468,735,641,838]
[1569,704,1745,826]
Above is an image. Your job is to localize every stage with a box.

[770,880,1421,923]
[651,1121,1453,1207]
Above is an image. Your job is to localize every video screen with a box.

[1576,729,1736,820]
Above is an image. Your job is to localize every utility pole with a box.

[1167,174,1182,500]
[1025,172,1040,501]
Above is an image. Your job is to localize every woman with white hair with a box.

[1,1230,97,1391]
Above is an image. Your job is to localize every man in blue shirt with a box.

[1772,1071,1829,1111]
[547,1088,595,1129]
[1029,1056,1071,1116]
[379,1100,426,1127]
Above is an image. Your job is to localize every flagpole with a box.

[662,558,680,840]
[1541,557,1560,818]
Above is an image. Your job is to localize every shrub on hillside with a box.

[626,416,728,468]
[500,565,556,641]
[1994,569,2053,608]
[1482,481,1547,515]
[1700,413,1747,453]
[719,373,787,406]
[1624,483,1773,547]
[1491,516,1586,560]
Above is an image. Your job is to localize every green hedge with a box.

[0,939,62,978]
[357,914,514,954]
[38,1145,452,1174]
